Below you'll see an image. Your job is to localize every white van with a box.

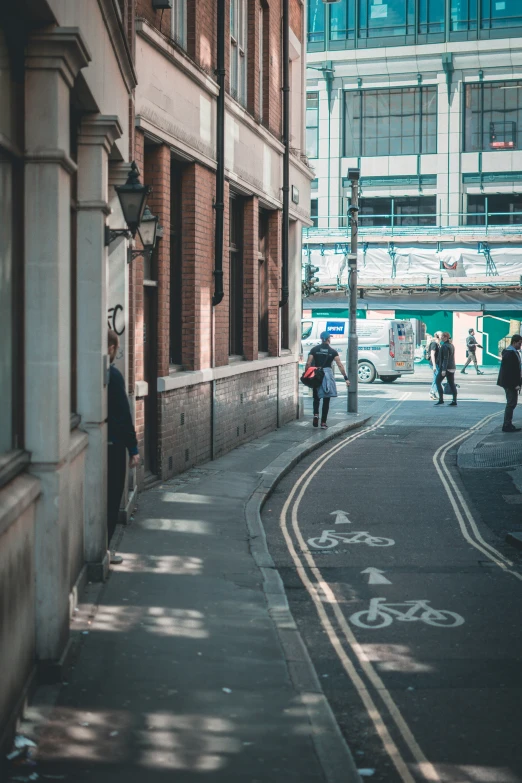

[301,318,415,383]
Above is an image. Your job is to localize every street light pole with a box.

[347,168,360,413]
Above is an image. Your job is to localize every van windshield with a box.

[302,321,313,339]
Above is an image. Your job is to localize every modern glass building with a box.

[304,0,522,364]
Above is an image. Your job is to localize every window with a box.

[481,0,522,30]
[0,23,24,477]
[359,0,415,40]
[170,161,183,365]
[450,0,477,31]
[357,196,436,226]
[306,93,319,158]
[329,0,355,44]
[229,197,244,356]
[171,0,186,48]
[464,81,522,152]
[467,194,522,225]
[418,0,445,34]
[345,87,437,157]
[308,0,325,44]
[231,0,247,106]
[311,198,318,227]
[258,211,269,353]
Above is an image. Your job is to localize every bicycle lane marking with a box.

[433,411,522,581]
[279,394,442,783]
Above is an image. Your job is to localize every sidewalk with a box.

[13,397,385,783]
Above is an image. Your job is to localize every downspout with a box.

[280,0,290,308]
[211,0,226,460]
[213,0,225,307]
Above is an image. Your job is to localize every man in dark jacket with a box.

[497,334,522,432]
[107,330,140,563]
[434,332,457,406]
[461,328,485,375]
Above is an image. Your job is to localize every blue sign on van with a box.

[326,321,345,335]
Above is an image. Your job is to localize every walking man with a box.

[427,332,441,400]
[107,330,140,564]
[434,332,458,407]
[497,334,522,433]
[461,328,485,375]
[306,331,350,428]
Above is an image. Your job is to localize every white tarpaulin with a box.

[304,245,522,285]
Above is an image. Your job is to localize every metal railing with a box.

[304,212,522,240]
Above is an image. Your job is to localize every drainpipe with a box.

[213,0,225,307]
[280,0,290,308]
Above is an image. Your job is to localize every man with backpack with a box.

[305,331,350,429]
[461,328,485,375]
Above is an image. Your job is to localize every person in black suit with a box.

[497,334,522,432]
[107,330,140,563]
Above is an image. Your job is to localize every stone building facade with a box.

[0,0,135,750]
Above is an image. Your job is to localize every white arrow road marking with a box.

[361,568,392,585]
[330,510,352,524]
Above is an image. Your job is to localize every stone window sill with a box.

[0,449,31,492]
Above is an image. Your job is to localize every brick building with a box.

[131,0,312,483]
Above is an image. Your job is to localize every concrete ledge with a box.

[245,414,370,783]
[158,354,298,392]
[0,473,41,538]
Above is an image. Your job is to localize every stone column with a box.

[25,27,90,661]
[77,115,123,580]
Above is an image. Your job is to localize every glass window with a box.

[0,24,23,461]
[258,211,269,353]
[230,0,247,106]
[418,0,445,33]
[306,93,319,159]
[358,196,436,226]
[345,87,437,157]
[359,0,415,39]
[481,0,522,30]
[311,198,318,227]
[229,197,244,356]
[171,0,187,48]
[329,0,355,42]
[308,0,325,44]
[450,0,477,31]
[467,194,522,225]
[464,80,522,152]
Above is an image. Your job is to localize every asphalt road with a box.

[262,369,522,783]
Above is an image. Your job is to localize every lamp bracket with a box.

[105,226,130,246]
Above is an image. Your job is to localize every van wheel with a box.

[358,361,376,384]
[380,376,398,383]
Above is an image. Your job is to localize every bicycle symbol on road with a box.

[349,597,465,629]
[307,530,395,549]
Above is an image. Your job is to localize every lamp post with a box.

[347,167,360,414]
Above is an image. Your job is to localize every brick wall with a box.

[243,197,259,361]
[180,162,215,371]
[290,0,302,40]
[159,383,212,478]
[144,143,171,378]
[214,179,230,367]
[267,209,281,356]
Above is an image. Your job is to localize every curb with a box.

[245,415,371,783]
[457,414,517,470]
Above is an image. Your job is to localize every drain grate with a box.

[474,443,522,468]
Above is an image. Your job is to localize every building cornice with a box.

[97,0,137,92]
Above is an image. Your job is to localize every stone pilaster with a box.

[25,26,91,661]
[77,115,123,577]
